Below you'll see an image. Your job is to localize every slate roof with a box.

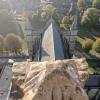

[85,74,100,88]
[41,19,64,61]
[85,74,100,100]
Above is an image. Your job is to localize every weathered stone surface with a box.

[17,58,89,100]
[12,62,30,86]
[74,58,89,86]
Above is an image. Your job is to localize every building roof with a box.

[85,74,100,88]
[41,18,64,61]
[85,74,100,100]
[0,63,12,100]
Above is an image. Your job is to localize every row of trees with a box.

[42,4,74,31]
[0,33,22,55]
[30,1,76,32]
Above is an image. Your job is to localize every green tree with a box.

[82,38,94,52]
[81,8,99,27]
[42,4,58,19]
[4,33,22,54]
[77,0,92,9]
[77,0,86,9]
[60,16,73,30]
[62,16,73,25]
[92,38,100,53]
[92,0,100,9]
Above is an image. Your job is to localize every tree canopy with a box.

[81,8,99,27]
[42,4,58,19]
[77,0,86,9]
[4,33,22,54]
[60,16,73,31]
[92,0,100,9]
[82,38,93,52]
[92,38,100,53]
[77,0,93,11]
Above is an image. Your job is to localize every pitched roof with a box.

[41,18,64,61]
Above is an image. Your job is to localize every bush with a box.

[82,38,94,52]
[4,33,22,54]
[92,38,100,53]
[60,16,73,31]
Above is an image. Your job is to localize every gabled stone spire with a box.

[41,18,64,61]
